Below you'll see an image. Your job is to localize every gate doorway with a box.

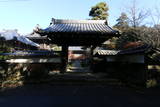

[67,46,90,72]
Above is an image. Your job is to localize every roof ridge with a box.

[52,18,106,24]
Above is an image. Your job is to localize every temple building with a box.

[36,18,119,72]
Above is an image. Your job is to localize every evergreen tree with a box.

[114,12,129,30]
[89,2,109,20]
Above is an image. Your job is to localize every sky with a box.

[0,0,159,34]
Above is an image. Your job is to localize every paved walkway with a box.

[69,60,90,72]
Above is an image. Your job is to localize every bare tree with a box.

[149,5,160,33]
[126,0,149,28]
[150,5,160,24]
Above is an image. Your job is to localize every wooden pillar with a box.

[90,45,96,71]
[61,45,68,73]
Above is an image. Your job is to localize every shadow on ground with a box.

[0,72,160,107]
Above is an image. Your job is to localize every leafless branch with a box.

[126,0,149,27]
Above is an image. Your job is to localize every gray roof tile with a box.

[44,19,116,34]
[94,45,151,56]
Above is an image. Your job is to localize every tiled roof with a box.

[25,33,47,39]
[94,50,120,55]
[94,45,151,56]
[25,33,42,38]
[43,19,117,34]
[25,33,48,44]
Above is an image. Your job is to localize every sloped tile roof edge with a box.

[36,18,118,35]
[51,18,107,24]
[94,45,151,56]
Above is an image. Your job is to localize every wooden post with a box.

[90,45,96,72]
[61,45,68,73]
